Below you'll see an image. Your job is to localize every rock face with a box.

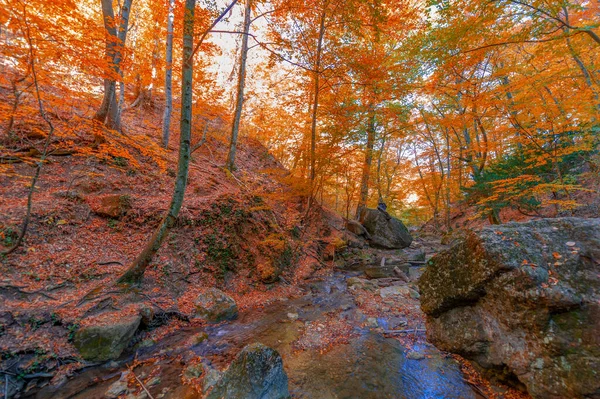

[206,343,289,399]
[359,208,412,249]
[346,219,369,237]
[194,288,238,322]
[419,218,600,399]
[74,315,141,362]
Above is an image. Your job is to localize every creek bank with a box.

[420,218,600,399]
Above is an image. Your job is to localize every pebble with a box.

[287,312,299,321]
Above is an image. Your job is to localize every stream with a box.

[36,271,478,399]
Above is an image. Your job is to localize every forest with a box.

[0,0,599,398]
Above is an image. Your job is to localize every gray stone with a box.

[207,343,289,399]
[406,351,426,360]
[420,218,600,399]
[105,372,130,398]
[74,315,141,362]
[408,266,425,282]
[359,208,413,249]
[194,288,238,322]
[379,285,411,298]
[346,277,378,291]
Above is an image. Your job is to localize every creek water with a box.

[36,272,477,399]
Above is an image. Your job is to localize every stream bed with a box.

[36,271,478,399]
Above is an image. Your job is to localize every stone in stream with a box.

[206,343,289,399]
[346,277,378,291]
[194,288,238,322]
[105,371,130,398]
[359,207,413,249]
[420,218,600,399]
[74,315,141,362]
[408,266,425,282]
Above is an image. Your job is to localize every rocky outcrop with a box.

[206,343,289,399]
[419,218,600,399]
[359,208,412,249]
[194,288,238,322]
[74,315,141,362]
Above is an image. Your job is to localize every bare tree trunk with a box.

[356,109,375,219]
[162,0,175,148]
[308,2,327,188]
[226,0,251,170]
[94,0,133,131]
[117,0,194,285]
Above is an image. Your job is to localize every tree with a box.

[117,0,194,284]
[226,0,252,171]
[161,0,175,148]
[94,0,134,132]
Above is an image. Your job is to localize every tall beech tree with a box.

[117,0,195,284]
[161,0,175,148]
[94,0,133,132]
[226,0,252,171]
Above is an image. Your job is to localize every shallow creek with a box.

[36,272,478,399]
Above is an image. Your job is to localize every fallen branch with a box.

[129,366,155,399]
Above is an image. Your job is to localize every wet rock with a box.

[366,317,379,328]
[406,248,426,262]
[379,285,411,299]
[359,208,413,249]
[194,288,238,322]
[420,218,600,399]
[406,351,425,360]
[408,266,425,282]
[185,363,205,379]
[388,316,408,329]
[190,332,209,345]
[363,265,396,278]
[74,315,141,362]
[346,277,378,291]
[287,312,299,321]
[105,372,130,398]
[207,343,289,399]
[394,267,410,282]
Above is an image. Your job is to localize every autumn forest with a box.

[0,0,599,398]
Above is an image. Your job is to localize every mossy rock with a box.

[73,315,141,362]
[206,343,289,399]
[194,288,238,322]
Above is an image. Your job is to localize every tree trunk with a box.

[309,2,327,186]
[117,0,194,285]
[162,0,175,148]
[94,0,133,131]
[226,0,252,170]
[356,109,375,219]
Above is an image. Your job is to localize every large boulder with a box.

[87,194,132,218]
[206,343,289,399]
[194,288,238,322]
[359,208,412,249]
[73,315,141,362]
[419,218,600,399]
